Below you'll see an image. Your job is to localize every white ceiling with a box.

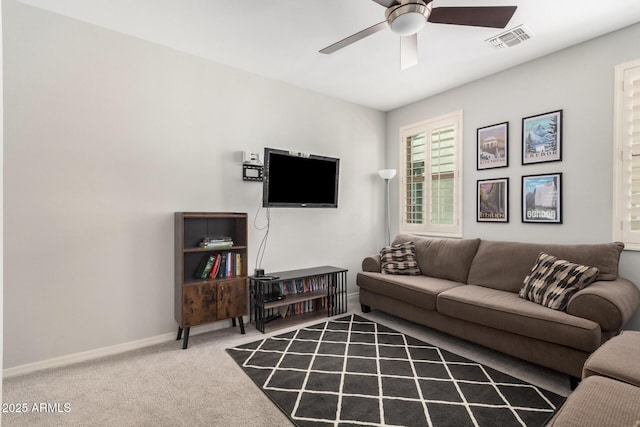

[16,0,640,111]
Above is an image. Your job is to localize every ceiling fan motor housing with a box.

[386,1,432,36]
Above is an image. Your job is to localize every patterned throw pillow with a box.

[380,241,421,275]
[519,252,599,311]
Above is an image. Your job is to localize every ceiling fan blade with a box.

[320,21,388,54]
[370,0,400,7]
[400,33,418,70]
[428,6,517,29]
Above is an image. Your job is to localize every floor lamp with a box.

[379,169,397,246]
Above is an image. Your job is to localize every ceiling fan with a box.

[319,0,517,70]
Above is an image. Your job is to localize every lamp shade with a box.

[378,169,397,180]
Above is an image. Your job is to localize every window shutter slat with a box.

[404,133,426,225]
[629,71,640,235]
[430,124,456,226]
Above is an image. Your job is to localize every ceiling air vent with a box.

[486,25,533,50]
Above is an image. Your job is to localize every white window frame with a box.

[398,110,463,238]
[613,58,640,250]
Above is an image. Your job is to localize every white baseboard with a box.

[4,292,361,379]
[2,320,231,379]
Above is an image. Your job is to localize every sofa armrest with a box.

[567,278,640,332]
[362,255,382,273]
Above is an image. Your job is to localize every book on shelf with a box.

[226,252,232,278]
[194,254,215,279]
[193,255,209,278]
[209,254,222,278]
[201,255,216,279]
[216,255,227,279]
[235,253,242,276]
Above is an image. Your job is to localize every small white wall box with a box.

[242,151,261,164]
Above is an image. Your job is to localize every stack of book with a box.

[199,236,233,249]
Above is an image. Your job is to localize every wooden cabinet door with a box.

[217,278,247,320]
[182,283,217,327]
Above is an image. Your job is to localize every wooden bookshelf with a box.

[249,266,348,333]
[175,212,248,349]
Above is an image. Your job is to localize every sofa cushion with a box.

[547,376,640,427]
[392,234,480,283]
[583,331,640,387]
[467,240,623,293]
[380,241,421,275]
[519,252,599,311]
[356,272,463,311]
[437,285,601,352]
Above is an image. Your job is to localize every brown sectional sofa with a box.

[549,331,640,426]
[357,234,640,380]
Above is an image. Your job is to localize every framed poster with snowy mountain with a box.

[522,110,562,165]
[522,173,562,224]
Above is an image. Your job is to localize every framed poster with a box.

[477,122,508,170]
[522,110,562,165]
[522,173,562,223]
[477,178,509,222]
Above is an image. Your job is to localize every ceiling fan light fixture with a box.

[390,12,425,35]
[386,2,431,36]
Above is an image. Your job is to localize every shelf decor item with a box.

[477,122,508,170]
[522,110,563,165]
[477,178,509,223]
[522,173,562,223]
[174,212,248,349]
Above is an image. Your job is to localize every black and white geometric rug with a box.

[226,314,565,427]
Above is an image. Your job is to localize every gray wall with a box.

[387,22,640,330]
[3,1,386,369]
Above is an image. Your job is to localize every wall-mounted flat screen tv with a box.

[263,147,340,208]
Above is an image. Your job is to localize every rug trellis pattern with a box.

[227,314,565,427]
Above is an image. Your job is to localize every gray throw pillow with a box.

[380,241,421,275]
[519,252,599,311]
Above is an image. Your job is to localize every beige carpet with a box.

[2,302,570,426]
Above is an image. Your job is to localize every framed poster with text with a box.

[522,110,562,165]
[477,178,509,223]
[477,122,508,170]
[522,173,562,224]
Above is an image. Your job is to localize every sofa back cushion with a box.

[392,234,480,283]
[467,240,624,293]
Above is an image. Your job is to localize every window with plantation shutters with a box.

[399,111,463,237]
[613,59,640,250]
